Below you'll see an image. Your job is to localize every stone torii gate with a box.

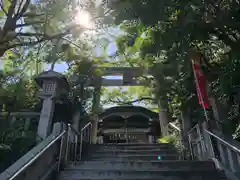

[72,67,169,142]
[71,67,152,143]
[72,67,150,87]
[35,67,169,143]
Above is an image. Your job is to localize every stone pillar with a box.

[72,110,81,132]
[91,84,101,144]
[52,122,64,135]
[180,108,191,158]
[10,115,16,125]
[38,99,55,139]
[148,135,153,143]
[97,135,103,144]
[22,117,31,136]
[158,100,169,137]
[148,118,153,143]
[35,70,70,140]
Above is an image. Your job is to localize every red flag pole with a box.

[191,55,209,122]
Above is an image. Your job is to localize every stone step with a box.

[94,149,176,153]
[92,146,174,152]
[92,149,177,156]
[93,143,172,150]
[99,143,169,146]
[93,147,175,152]
[59,169,227,180]
[59,178,226,180]
[66,160,216,171]
[89,154,178,161]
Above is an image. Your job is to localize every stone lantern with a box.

[35,70,70,139]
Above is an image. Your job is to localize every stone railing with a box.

[0,112,40,136]
[0,132,63,180]
[0,121,93,180]
[188,123,240,180]
[0,112,40,124]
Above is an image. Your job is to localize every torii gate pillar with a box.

[91,83,101,144]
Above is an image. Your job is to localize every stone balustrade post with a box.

[148,135,153,143]
[22,117,31,136]
[10,115,17,125]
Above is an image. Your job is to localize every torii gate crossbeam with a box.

[73,67,152,87]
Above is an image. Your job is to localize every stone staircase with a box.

[58,143,228,180]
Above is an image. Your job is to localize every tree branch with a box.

[6,0,17,18]
[15,0,30,19]
[16,0,25,17]
[109,97,154,105]
[2,0,18,35]
[0,0,8,15]
[22,12,44,17]
[16,32,45,37]
[16,21,43,28]
[62,37,83,49]
[7,31,70,49]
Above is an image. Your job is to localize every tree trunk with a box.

[207,83,226,132]
[50,61,56,70]
[91,84,101,144]
[158,95,170,137]
[180,108,191,159]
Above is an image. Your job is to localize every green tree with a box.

[103,0,240,133]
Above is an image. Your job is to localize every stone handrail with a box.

[188,124,240,180]
[0,119,94,180]
[0,112,40,116]
[169,122,181,132]
[0,112,41,135]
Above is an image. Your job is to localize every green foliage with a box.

[0,0,108,58]
[101,86,158,111]
[0,0,113,173]
[0,118,37,173]
[101,0,240,136]
[158,134,184,154]
[0,73,39,172]
[157,136,176,144]
[5,0,240,173]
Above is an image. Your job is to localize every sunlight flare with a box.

[74,9,94,29]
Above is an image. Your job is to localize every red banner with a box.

[192,54,209,109]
